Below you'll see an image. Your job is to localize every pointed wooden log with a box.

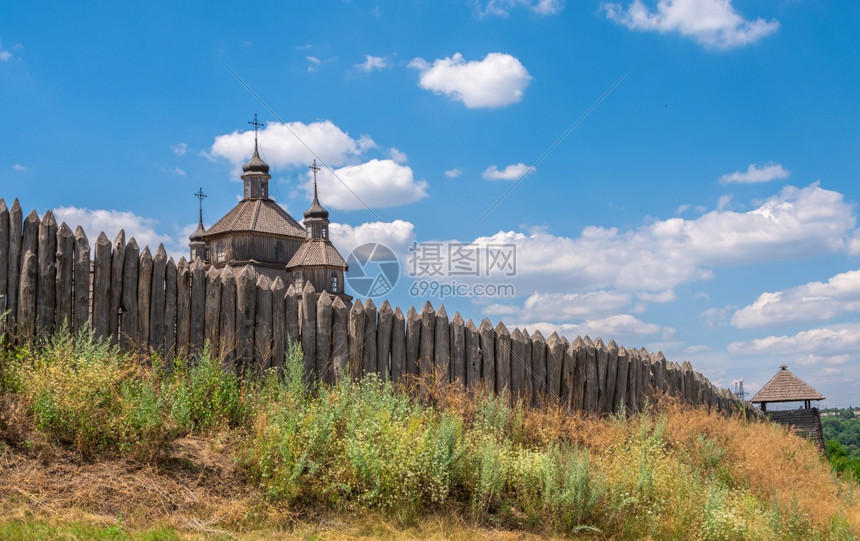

[300,280,316,380]
[176,258,191,361]
[581,336,598,413]
[163,257,177,365]
[450,312,466,385]
[571,337,586,411]
[495,322,511,396]
[627,348,640,414]
[639,348,651,410]
[419,301,435,377]
[530,330,547,407]
[464,319,481,389]
[405,306,420,376]
[348,299,365,381]
[21,210,39,266]
[73,226,90,333]
[391,307,406,383]
[521,329,533,404]
[149,245,166,354]
[377,300,393,378]
[36,210,57,337]
[316,291,333,383]
[216,266,236,370]
[235,265,256,372]
[595,338,609,413]
[189,258,206,354]
[109,230,126,343]
[17,250,37,340]
[204,265,222,356]
[605,339,619,414]
[331,296,349,381]
[510,328,526,400]
[55,223,74,331]
[362,298,377,376]
[614,347,630,414]
[0,199,8,319]
[561,338,575,409]
[137,246,153,353]
[91,233,111,339]
[285,284,299,348]
[479,319,495,391]
[270,276,286,370]
[6,200,22,332]
[434,305,451,384]
[120,238,139,350]
[255,274,273,370]
[545,332,564,404]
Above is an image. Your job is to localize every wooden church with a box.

[188,125,349,300]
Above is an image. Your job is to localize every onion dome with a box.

[304,180,329,221]
[242,140,270,176]
[189,220,206,242]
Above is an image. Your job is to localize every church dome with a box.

[189,221,206,242]
[304,196,329,221]
[242,142,270,175]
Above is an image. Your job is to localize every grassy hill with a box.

[1,333,858,540]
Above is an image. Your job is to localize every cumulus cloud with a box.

[306,55,322,72]
[732,269,860,329]
[330,219,416,256]
[486,290,633,322]
[604,0,780,50]
[444,168,463,178]
[389,148,408,163]
[355,55,389,72]
[701,305,734,329]
[728,323,860,363]
[54,206,173,251]
[482,162,532,181]
[719,162,789,184]
[523,314,673,343]
[409,52,532,108]
[473,0,564,17]
[305,159,428,211]
[170,142,188,157]
[211,120,375,172]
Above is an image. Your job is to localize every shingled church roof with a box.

[750,365,825,404]
[287,239,348,269]
[201,198,305,239]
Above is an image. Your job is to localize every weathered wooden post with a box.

[17,250,37,340]
[120,238,139,350]
[582,336,598,413]
[348,299,365,381]
[0,200,9,319]
[189,258,206,355]
[163,257,177,365]
[405,306,420,377]
[109,230,126,344]
[627,348,641,414]
[546,332,564,403]
[137,246,153,353]
[204,265,222,356]
[285,284,299,347]
[419,301,435,377]
[73,226,90,334]
[235,265,256,373]
[36,210,57,337]
[92,232,111,339]
[270,277,286,370]
[300,281,316,380]
[562,338,576,409]
[377,300,393,378]
[530,330,547,406]
[176,258,191,360]
[55,223,74,331]
[571,337,586,411]
[492,322,509,397]
[464,319,481,390]
[510,328,526,400]
[217,266,236,370]
[331,296,349,381]
[391,307,406,382]
[434,305,451,384]
[362,298,377,376]
[521,329,533,404]
[604,340,619,414]
[255,274,273,370]
[450,312,466,385]
[614,347,630,414]
[149,245,166,355]
[316,291,333,382]
[479,319,495,391]
[6,200,23,333]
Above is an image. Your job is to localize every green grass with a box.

[0,518,179,540]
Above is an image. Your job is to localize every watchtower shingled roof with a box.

[750,365,824,404]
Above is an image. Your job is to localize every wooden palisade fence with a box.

[0,199,751,416]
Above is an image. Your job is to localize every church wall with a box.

[208,232,303,267]
[290,266,344,295]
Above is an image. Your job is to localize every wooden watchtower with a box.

[751,365,826,451]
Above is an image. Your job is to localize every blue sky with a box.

[2,0,859,405]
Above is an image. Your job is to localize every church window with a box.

[275,241,283,261]
[294,271,303,291]
[322,227,327,239]
[331,273,338,292]
[216,243,226,263]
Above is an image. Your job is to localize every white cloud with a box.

[728,323,860,362]
[304,159,428,211]
[473,0,564,17]
[355,55,389,72]
[174,167,187,177]
[409,52,532,108]
[487,290,633,322]
[330,219,416,256]
[701,305,734,329]
[637,289,676,303]
[12,164,26,172]
[522,314,672,342]
[53,206,173,251]
[716,194,732,211]
[732,269,860,329]
[444,168,463,178]
[307,55,322,72]
[389,147,408,163]
[604,0,780,50]
[719,162,789,184]
[211,120,375,172]
[466,183,856,293]
[0,41,14,61]
[482,162,532,181]
[170,142,188,157]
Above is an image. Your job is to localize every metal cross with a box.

[194,187,207,222]
[248,113,265,140]
[309,159,321,185]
